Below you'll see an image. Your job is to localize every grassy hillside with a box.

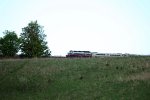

[0,57,150,100]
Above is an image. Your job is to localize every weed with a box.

[0,57,150,100]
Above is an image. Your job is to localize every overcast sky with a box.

[0,0,150,56]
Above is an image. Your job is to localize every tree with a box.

[0,30,20,57]
[0,38,2,56]
[20,21,51,57]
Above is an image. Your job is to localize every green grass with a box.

[0,57,150,100]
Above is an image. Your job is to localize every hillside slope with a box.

[0,57,150,100]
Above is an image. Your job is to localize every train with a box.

[66,50,130,58]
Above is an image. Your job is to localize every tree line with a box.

[0,21,51,58]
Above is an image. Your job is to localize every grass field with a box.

[0,57,150,100]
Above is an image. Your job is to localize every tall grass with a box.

[0,57,150,100]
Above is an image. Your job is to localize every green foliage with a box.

[20,21,51,57]
[0,38,2,55]
[0,30,20,57]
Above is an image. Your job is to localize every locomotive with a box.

[66,50,92,58]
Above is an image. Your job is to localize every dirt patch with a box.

[126,72,150,81]
[145,63,150,68]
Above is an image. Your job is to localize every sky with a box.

[0,0,150,56]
